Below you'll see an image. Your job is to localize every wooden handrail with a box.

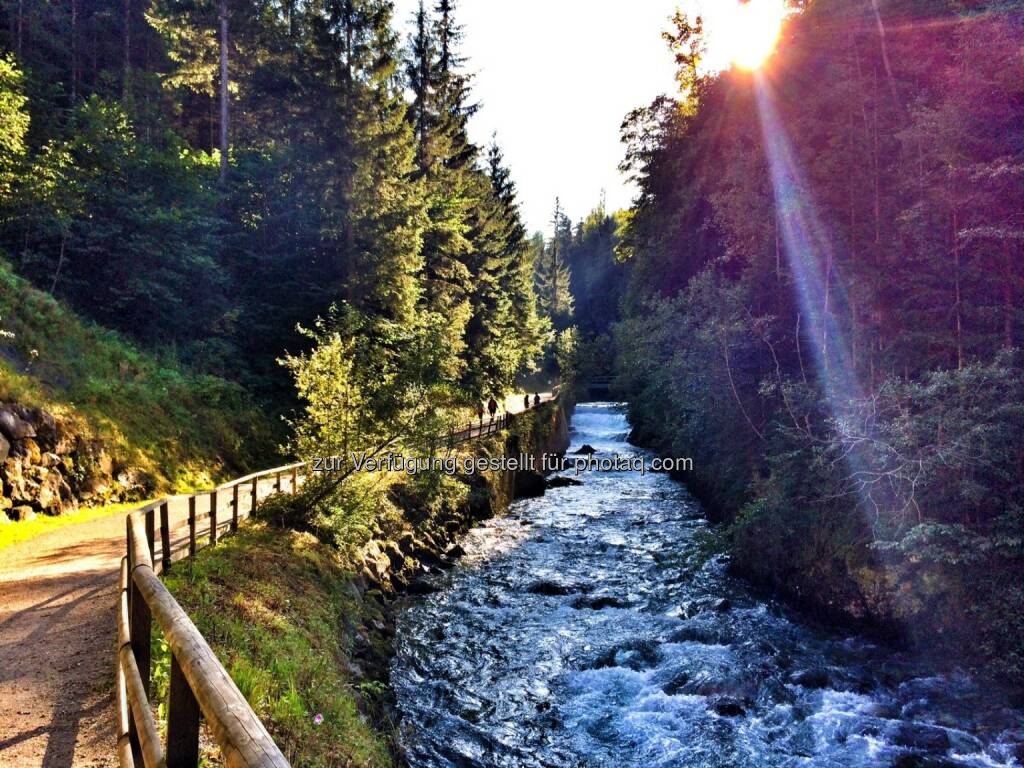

[114,394,559,767]
[116,460,307,768]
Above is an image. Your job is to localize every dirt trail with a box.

[0,397,554,767]
[0,512,125,768]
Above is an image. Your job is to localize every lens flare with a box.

[702,0,787,72]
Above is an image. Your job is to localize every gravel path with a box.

[0,512,124,768]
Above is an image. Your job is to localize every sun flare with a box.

[704,0,787,71]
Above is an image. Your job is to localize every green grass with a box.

[158,524,394,768]
[0,257,276,492]
[0,498,149,550]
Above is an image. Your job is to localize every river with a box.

[390,403,1024,768]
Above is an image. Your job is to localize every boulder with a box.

[573,595,628,610]
[662,671,690,696]
[396,532,417,556]
[384,541,407,571]
[712,598,732,612]
[790,668,831,689]
[514,470,545,498]
[0,408,35,441]
[14,437,42,465]
[709,696,747,717]
[892,723,951,752]
[444,544,465,559]
[32,410,59,451]
[10,505,35,522]
[35,470,66,513]
[526,580,584,596]
[574,444,597,455]
[405,577,440,596]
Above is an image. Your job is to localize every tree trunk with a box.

[16,0,23,58]
[71,0,79,101]
[219,0,230,184]
[51,231,67,294]
[122,0,131,99]
[1003,241,1014,348]
[951,204,963,370]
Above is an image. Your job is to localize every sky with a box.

[391,1,684,234]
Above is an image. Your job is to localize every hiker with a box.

[533,392,541,407]
[524,394,531,410]
[476,401,485,424]
[488,396,499,421]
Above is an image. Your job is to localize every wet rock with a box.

[662,671,690,696]
[790,668,831,689]
[445,544,466,559]
[515,470,546,498]
[405,577,440,596]
[711,598,732,612]
[669,625,729,645]
[0,433,8,464]
[892,723,951,752]
[592,640,661,671]
[891,755,960,768]
[526,580,584,596]
[545,476,583,489]
[574,444,597,455]
[673,601,701,619]
[572,595,628,610]
[709,696,747,717]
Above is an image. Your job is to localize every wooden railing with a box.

[117,462,306,768]
[114,392,559,768]
[445,392,558,446]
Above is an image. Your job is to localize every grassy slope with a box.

[0,258,275,492]
[159,524,393,768]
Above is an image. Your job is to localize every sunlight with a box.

[703,0,786,71]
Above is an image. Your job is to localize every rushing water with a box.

[391,403,1024,768]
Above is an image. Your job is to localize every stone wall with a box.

[0,403,147,522]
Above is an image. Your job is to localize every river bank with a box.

[161,400,571,766]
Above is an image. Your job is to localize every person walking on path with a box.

[477,401,485,425]
[524,394,531,410]
[533,393,541,407]
[487,396,498,422]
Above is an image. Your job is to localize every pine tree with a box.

[535,197,574,328]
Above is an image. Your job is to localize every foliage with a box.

[0,0,546,413]
[0,257,272,490]
[0,54,28,198]
[610,0,1024,680]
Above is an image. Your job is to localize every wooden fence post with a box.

[291,465,298,492]
[128,522,152,699]
[275,471,282,493]
[144,508,155,568]
[188,497,197,558]
[160,502,171,572]
[166,654,201,768]
[125,518,143,763]
[231,483,239,531]
[251,476,258,518]
[209,490,218,546]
